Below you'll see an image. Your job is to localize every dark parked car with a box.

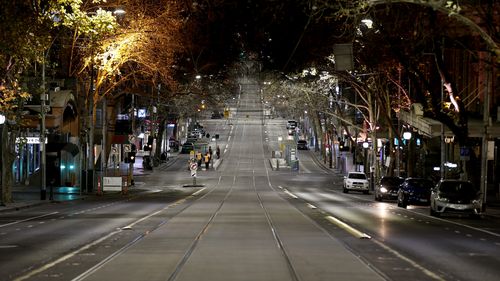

[397,178,434,208]
[297,140,308,150]
[211,111,223,119]
[430,180,482,218]
[180,142,194,154]
[168,139,179,152]
[374,176,404,201]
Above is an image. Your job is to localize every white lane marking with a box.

[284,189,298,199]
[325,216,371,239]
[307,203,317,209]
[192,188,206,196]
[371,239,445,281]
[13,229,123,281]
[13,195,189,281]
[347,192,500,238]
[228,136,231,142]
[0,245,18,249]
[0,212,59,228]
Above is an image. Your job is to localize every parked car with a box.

[180,142,194,154]
[286,120,297,129]
[211,111,223,119]
[343,172,369,194]
[374,176,404,201]
[168,139,179,152]
[430,180,482,218]
[297,140,308,150]
[397,178,434,208]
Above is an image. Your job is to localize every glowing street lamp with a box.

[403,131,412,140]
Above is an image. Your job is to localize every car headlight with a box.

[380,187,388,193]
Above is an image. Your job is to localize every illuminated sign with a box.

[16,137,47,144]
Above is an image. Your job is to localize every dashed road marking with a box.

[0,212,58,228]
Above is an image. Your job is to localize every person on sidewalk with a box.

[216,145,221,159]
[196,151,203,167]
[204,153,210,170]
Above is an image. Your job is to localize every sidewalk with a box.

[0,151,181,213]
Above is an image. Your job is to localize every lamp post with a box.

[40,55,47,200]
[403,131,412,177]
[362,141,369,173]
[0,114,5,206]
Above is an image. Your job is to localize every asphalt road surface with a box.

[1,77,500,281]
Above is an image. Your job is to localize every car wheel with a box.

[343,185,348,193]
[397,196,404,208]
[399,197,407,208]
[375,194,381,202]
[363,190,369,195]
[430,208,440,217]
[470,213,481,219]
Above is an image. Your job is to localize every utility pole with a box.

[101,97,107,178]
[0,115,6,206]
[480,53,492,211]
[439,40,446,180]
[128,94,135,186]
[40,55,47,200]
[88,63,95,193]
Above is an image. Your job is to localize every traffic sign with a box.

[124,144,131,152]
[128,134,136,143]
[190,162,198,171]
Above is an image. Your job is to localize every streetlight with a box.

[362,141,373,190]
[403,131,412,177]
[403,131,412,141]
[362,141,369,173]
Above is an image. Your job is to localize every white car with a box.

[343,172,370,194]
[430,180,482,218]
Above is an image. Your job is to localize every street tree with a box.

[0,0,112,202]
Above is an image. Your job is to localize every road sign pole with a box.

[190,161,198,186]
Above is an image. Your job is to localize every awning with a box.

[46,142,79,156]
[111,135,130,144]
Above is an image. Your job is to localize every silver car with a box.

[430,180,482,218]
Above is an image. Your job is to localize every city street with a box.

[1,78,500,281]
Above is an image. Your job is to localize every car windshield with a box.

[349,173,367,179]
[381,177,403,186]
[407,179,433,190]
[298,140,306,144]
[439,181,477,195]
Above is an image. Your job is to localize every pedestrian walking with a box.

[204,153,210,170]
[196,151,202,167]
[208,146,213,162]
[216,145,221,159]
